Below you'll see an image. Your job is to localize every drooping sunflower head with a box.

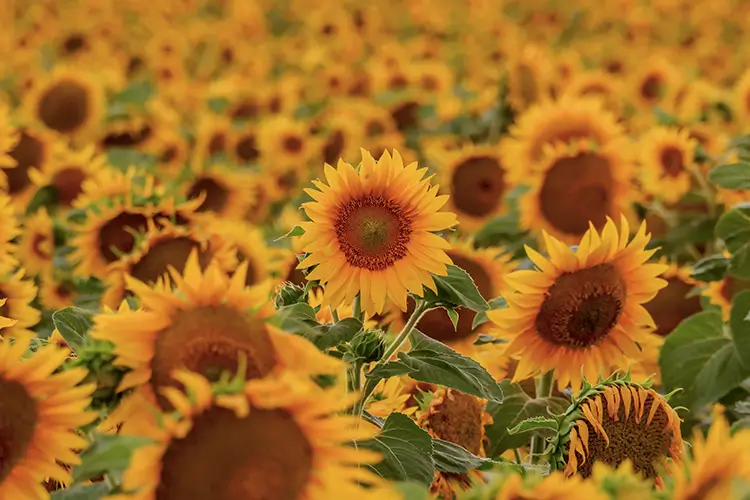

[0,268,41,338]
[637,127,698,206]
[296,149,458,316]
[488,216,667,392]
[550,375,682,484]
[643,259,701,337]
[519,141,636,244]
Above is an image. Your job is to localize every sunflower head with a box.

[4,126,54,206]
[495,470,606,500]
[637,127,698,206]
[0,268,41,338]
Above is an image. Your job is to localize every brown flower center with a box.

[188,177,229,213]
[31,232,51,260]
[424,390,485,455]
[150,306,277,411]
[660,146,685,177]
[535,264,626,348]
[539,153,614,237]
[235,135,259,163]
[231,100,261,120]
[7,130,45,194]
[530,123,608,161]
[450,156,506,218]
[334,195,412,271]
[98,212,150,263]
[102,125,152,148]
[645,277,701,337]
[208,133,226,157]
[0,378,38,483]
[720,276,750,303]
[284,259,306,286]
[130,236,212,285]
[282,136,303,154]
[37,79,91,134]
[51,167,87,207]
[640,74,664,102]
[391,101,419,131]
[323,130,345,165]
[61,34,86,56]
[366,120,386,137]
[157,406,312,500]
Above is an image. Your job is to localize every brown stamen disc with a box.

[37,80,90,134]
[187,177,229,213]
[98,212,150,263]
[7,130,45,194]
[52,167,87,207]
[644,277,701,336]
[659,146,685,177]
[425,390,485,455]
[130,236,212,285]
[450,156,506,218]
[0,379,38,483]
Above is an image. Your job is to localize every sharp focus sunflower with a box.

[0,333,97,499]
[488,216,667,392]
[92,252,342,412]
[110,371,395,500]
[0,269,41,338]
[296,149,458,316]
[637,127,698,206]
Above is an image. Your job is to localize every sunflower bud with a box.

[274,281,307,308]
[346,328,386,363]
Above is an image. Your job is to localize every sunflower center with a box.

[535,264,626,349]
[37,79,90,134]
[425,390,485,455]
[235,135,259,162]
[660,147,684,177]
[451,156,506,217]
[335,195,412,270]
[61,34,86,55]
[150,306,276,410]
[188,177,229,213]
[156,406,312,500]
[282,136,303,154]
[391,101,420,131]
[31,232,51,260]
[102,125,152,148]
[366,120,385,137]
[644,277,701,337]
[323,130,345,165]
[284,260,307,286]
[0,378,38,483]
[231,100,261,120]
[7,130,44,194]
[208,133,226,156]
[640,75,663,101]
[98,212,150,263]
[518,64,538,106]
[52,167,86,207]
[130,236,212,285]
[539,153,614,236]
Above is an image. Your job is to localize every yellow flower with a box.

[181,163,257,218]
[505,43,554,112]
[4,127,54,211]
[257,115,317,169]
[296,149,457,316]
[0,194,20,273]
[495,471,606,500]
[644,259,701,337]
[16,207,53,276]
[38,273,78,311]
[702,274,750,321]
[637,127,698,206]
[0,268,40,338]
[0,101,19,173]
[733,68,750,126]
[628,56,682,111]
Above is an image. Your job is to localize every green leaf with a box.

[730,291,750,368]
[393,482,431,500]
[485,381,568,457]
[716,205,750,254]
[274,225,305,241]
[359,412,435,486]
[51,307,94,354]
[50,483,110,500]
[314,318,364,350]
[26,185,58,215]
[708,163,750,190]
[72,434,153,483]
[445,307,459,330]
[472,297,508,329]
[660,311,750,410]
[730,246,750,280]
[432,439,495,474]
[106,148,156,172]
[507,416,559,435]
[111,80,154,105]
[422,265,489,312]
[367,329,504,403]
[473,333,506,346]
[692,254,730,282]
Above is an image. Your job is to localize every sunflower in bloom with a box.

[0,269,41,338]
[488,216,666,392]
[702,272,750,321]
[4,127,54,211]
[0,194,20,273]
[92,252,342,412]
[110,370,395,500]
[38,273,78,311]
[182,163,257,218]
[494,471,606,500]
[215,219,275,288]
[16,207,54,276]
[0,333,97,498]
[296,149,458,316]
[0,102,19,175]
[637,127,698,206]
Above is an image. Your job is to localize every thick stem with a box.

[529,370,555,464]
[347,360,364,402]
[352,295,363,322]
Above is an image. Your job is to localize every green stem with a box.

[329,306,340,323]
[529,370,554,464]
[513,448,522,464]
[352,295,363,322]
[689,163,717,218]
[347,360,364,399]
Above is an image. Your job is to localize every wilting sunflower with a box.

[29,143,106,210]
[702,273,750,321]
[257,115,317,168]
[16,207,53,276]
[0,334,96,498]
[0,269,41,338]
[670,407,750,500]
[488,216,666,392]
[23,66,104,139]
[644,259,701,337]
[417,388,493,498]
[0,194,20,273]
[182,164,257,218]
[38,272,78,311]
[549,375,682,484]
[296,149,458,316]
[111,370,394,500]
[637,127,698,206]
[433,145,509,231]
[4,126,54,210]
[495,471,606,500]
[518,142,635,244]
[93,252,342,411]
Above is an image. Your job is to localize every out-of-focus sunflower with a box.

[242,174,275,225]
[111,370,393,500]
[190,113,232,169]
[488,217,666,392]
[637,127,698,206]
[409,60,454,97]
[257,115,317,168]
[0,334,96,498]
[702,274,750,321]
[0,268,40,338]
[319,113,363,166]
[733,68,750,126]
[0,102,18,174]
[296,149,457,316]
[433,145,509,231]
[495,471,606,500]
[216,220,274,288]
[23,66,104,140]
[182,164,257,218]
[29,143,106,210]
[561,70,623,115]
[142,123,189,179]
[276,247,308,288]
[589,460,657,500]
[0,194,19,273]
[628,57,682,112]
[39,272,78,310]
[505,43,553,112]
[550,376,682,483]
[72,165,164,210]
[16,206,53,276]
[228,125,260,165]
[518,142,635,244]
[93,253,342,412]
[643,259,701,337]
[4,127,54,211]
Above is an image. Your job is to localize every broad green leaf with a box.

[472,297,507,329]
[730,246,750,280]
[716,205,750,254]
[393,482,430,500]
[73,434,153,483]
[445,307,459,330]
[660,311,750,410]
[432,439,495,474]
[111,80,154,105]
[26,185,58,215]
[730,291,750,367]
[274,225,305,241]
[367,329,504,403]
[51,483,110,500]
[692,254,730,282]
[52,307,93,354]
[708,163,750,190]
[359,412,435,486]
[485,381,568,457]
[422,265,489,312]
[106,148,156,172]
[507,416,559,435]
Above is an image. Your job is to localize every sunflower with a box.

[643,259,701,337]
[0,269,40,338]
[228,125,260,165]
[72,165,165,210]
[182,164,256,218]
[110,370,393,500]
[409,60,454,96]
[495,471,606,500]
[257,115,317,168]
[277,247,309,288]
[702,274,750,321]
[637,127,698,206]
[506,43,553,112]
[296,149,458,316]
[190,113,232,169]
[733,68,750,125]
[4,127,53,210]
[215,219,274,288]
[366,377,418,422]
[29,143,106,210]
[243,174,275,225]
[488,216,666,392]
[417,388,493,498]
[0,102,18,173]
[670,407,750,500]
[93,253,343,412]
[518,141,636,244]
[39,273,78,311]
[589,460,657,500]
[142,125,189,179]
[319,112,363,166]
[628,57,682,111]
[0,334,96,498]
[561,70,623,115]
[23,66,104,139]
[433,145,509,231]
[16,206,53,276]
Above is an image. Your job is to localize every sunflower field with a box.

[5,0,750,499]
